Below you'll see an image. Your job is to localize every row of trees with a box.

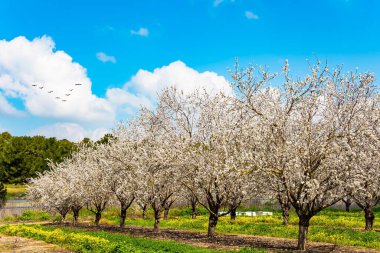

[28,61,380,251]
[0,133,77,183]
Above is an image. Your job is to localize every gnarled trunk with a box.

[164,208,169,220]
[230,207,237,220]
[191,200,197,219]
[364,207,374,231]
[153,208,161,232]
[342,197,352,212]
[142,204,147,219]
[72,206,81,226]
[120,207,127,228]
[119,198,134,228]
[278,194,290,225]
[163,198,175,220]
[208,212,219,237]
[58,208,69,224]
[59,212,67,223]
[297,215,311,251]
[281,203,290,225]
[94,212,102,226]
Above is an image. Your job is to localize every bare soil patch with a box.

[53,223,379,253]
[0,235,71,253]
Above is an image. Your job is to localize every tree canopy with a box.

[0,132,76,183]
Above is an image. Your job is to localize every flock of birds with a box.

[31,83,82,103]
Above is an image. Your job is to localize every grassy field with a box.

[1,185,379,252]
[0,225,264,253]
[97,208,380,249]
[2,206,379,250]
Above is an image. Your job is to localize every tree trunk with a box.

[364,207,374,231]
[142,204,147,219]
[153,208,161,233]
[230,207,237,220]
[282,204,290,225]
[94,212,102,226]
[297,215,311,251]
[120,207,127,228]
[343,198,352,212]
[207,212,219,237]
[164,207,169,220]
[278,194,290,225]
[191,201,197,219]
[59,213,66,224]
[72,206,81,226]
[58,209,69,224]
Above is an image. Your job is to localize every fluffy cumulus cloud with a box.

[130,27,149,37]
[106,60,232,116]
[0,36,232,141]
[96,52,116,63]
[32,123,109,142]
[0,36,115,126]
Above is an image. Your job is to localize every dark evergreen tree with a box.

[0,182,7,209]
[0,132,76,183]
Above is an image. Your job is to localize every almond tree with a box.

[351,103,380,230]
[158,87,203,221]
[131,108,182,233]
[77,145,114,226]
[232,60,377,250]
[178,92,252,237]
[99,135,138,228]
[53,157,85,225]
[28,169,71,222]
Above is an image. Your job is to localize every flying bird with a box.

[69,89,74,91]
[75,83,82,86]
[62,100,67,102]
[48,91,53,93]
[39,86,44,89]
[65,94,71,96]
[56,97,61,99]
[32,84,37,87]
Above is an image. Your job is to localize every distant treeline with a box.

[0,132,76,184]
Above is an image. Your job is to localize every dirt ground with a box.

[54,223,380,253]
[0,235,71,253]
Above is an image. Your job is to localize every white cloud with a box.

[0,36,115,126]
[245,11,259,20]
[130,27,149,37]
[32,122,109,142]
[0,93,25,117]
[96,52,116,63]
[106,61,232,117]
[0,36,233,140]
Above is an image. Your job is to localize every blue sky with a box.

[1,0,380,141]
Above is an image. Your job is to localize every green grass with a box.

[1,210,59,222]
[93,207,380,250]
[0,225,266,253]
[4,206,380,250]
